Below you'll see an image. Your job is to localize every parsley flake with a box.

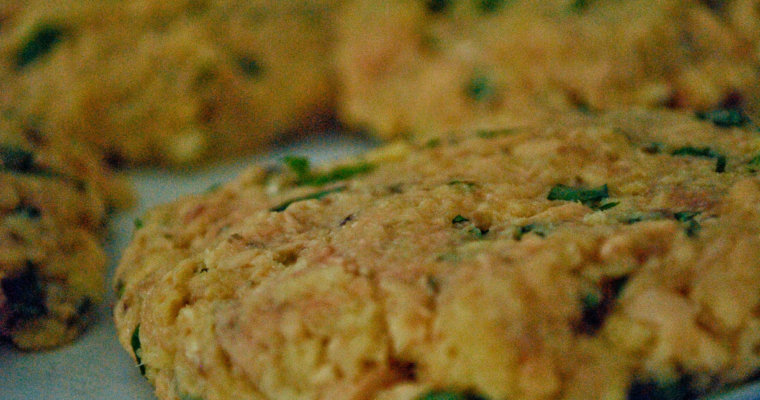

[670,146,726,173]
[16,24,64,68]
[695,108,751,128]
[131,325,146,376]
[270,186,346,212]
[547,184,610,208]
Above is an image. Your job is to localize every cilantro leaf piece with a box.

[304,163,375,186]
[283,156,311,180]
[452,215,469,224]
[283,156,374,186]
[131,325,146,376]
[133,218,144,230]
[426,0,451,13]
[670,146,727,173]
[270,186,346,212]
[674,211,701,237]
[417,390,490,400]
[475,0,507,13]
[569,0,591,12]
[237,56,263,78]
[597,201,620,211]
[514,223,548,240]
[695,108,750,128]
[547,184,609,208]
[16,24,64,68]
[466,74,496,102]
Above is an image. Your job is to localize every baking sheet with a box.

[0,131,374,400]
[0,130,759,400]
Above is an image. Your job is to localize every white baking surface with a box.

[0,130,759,400]
[0,131,375,400]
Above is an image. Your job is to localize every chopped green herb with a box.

[0,263,46,321]
[577,276,628,335]
[237,56,263,78]
[670,146,726,173]
[641,142,664,154]
[424,138,441,148]
[305,163,374,186]
[695,108,750,128]
[447,180,478,190]
[452,215,470,224]
[115,280,125,299]
[283,156,374,186]
[627,375,697,400]
[270,186,346,212]
[468,226,486,238]
[466,74,496,102]
[749,154,760,166]
[16,24,64,68]
[417,390,490,400]
[476,128,515,138]
[569,0,591,12]
[514,223,548,240]
[13,205,41,219]
[1,145,35,172]
[131,325,146,376]
[547,184,609,208]
[426,0,451,13]
[597,201,620,211]
[475,0,507,13]
[674,211,701,237]
[133,218,144,230]
[283,156,311,179]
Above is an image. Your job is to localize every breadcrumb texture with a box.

[0,0,340,165]
[0,113,133,350]
[115,110,760,400]
[335,0,760,139]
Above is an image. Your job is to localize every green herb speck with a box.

[131,325,146,376]
[417,390,490,400]
[270,186,346,212]
[452,215,470,224]
[670,146,726,173]
[16,24,64,68]
[547,184,609,208]
[133,218,144,230]
[466,74,496,102]
[475,0,507,13]
[695,108,751,128]
[476,128,515,138]
[237,56,263,78]
[426,0,451,13]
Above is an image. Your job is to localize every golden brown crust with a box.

[115,110,760,399]
[0,0,341,165]
[0,114,132,350]
[335,0,760,140]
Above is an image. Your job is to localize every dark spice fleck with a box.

[1,263,47,322]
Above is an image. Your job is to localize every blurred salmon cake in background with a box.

[115,110,760,400]
[335,0,760,139]
[0,0,342,166]
[0,111,132,350]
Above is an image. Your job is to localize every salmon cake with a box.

[114,109,760,400]
[0,112,133,350]
[0,0,340,165]
[335,0,760,140]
